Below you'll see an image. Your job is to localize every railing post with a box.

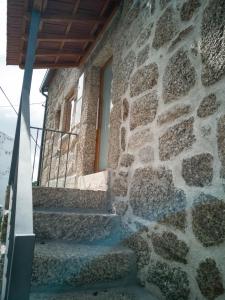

[1,9,41,300]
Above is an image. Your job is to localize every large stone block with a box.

[130,63,159,98]
[201,0,225,86]
[120,153,134,167]
[112,50,136,100]
[121,127,126,152]
[130,91,158,130]
[196,258,224,300]
[112,174,128,197]
[163,49,196,103]
[122,98,129,121]
[157,104,191,126]
[108,102,121,169]
[147,261,190,300]
[152,6,178,49]
[159,118,195,161]
[217,115,225,178]
[130,167,186,231]
[151,231,189,264]
[128,128,153,152]
[182,153,213,187]
[192,193,225,246]
[197,94,219,118]
[124,232,151,270]
[180,0,201,21]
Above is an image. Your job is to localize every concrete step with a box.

[33,209,120,242]
[31,242,136,290]
[30,285,157,300]
[33,187,109,211]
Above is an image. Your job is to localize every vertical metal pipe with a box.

[2,9,41,300]
[64,134,71,188]
[8,106,21,186]
[37,92,48,185]
[56,132,63,188]
[32,129,39,181]
[47,132,55,187]
[39,128,47,186]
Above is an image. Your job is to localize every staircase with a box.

[30,187,156,300]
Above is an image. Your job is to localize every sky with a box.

[0,0,46,138]
[0,0,47,182]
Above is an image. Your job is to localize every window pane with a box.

[70,99,75,130]
[74,97,82,125]
[77,73,84,99]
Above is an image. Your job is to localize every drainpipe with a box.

[37,88,48,185]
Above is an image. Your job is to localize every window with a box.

[63,101,72,132]
[55,109,61,130]
[70,73,84,129]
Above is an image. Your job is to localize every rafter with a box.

[25,13,106,23]
[23,49,85,57]
[23,33,95,42]
[20,62,79,69]
[55,0,81,64]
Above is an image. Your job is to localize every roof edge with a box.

[40,69,56,93]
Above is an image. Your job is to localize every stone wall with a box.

[103,0,225,299]
[41,68,80,187]
[42,0,225,298]
[41,66,102,187]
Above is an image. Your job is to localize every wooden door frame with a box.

[94,57,113,172]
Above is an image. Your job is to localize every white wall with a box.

[0,131,13,206]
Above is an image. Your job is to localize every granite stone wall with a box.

[106,0,225,299]
[42,0,225,298]
[41,66,101,187]
[41,68,80,186]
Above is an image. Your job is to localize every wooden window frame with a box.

[94,57,112,172]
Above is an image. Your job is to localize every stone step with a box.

[31,242,136,290]
[30,285,157,300]
[33,187,109,211]
[33,209,120,242]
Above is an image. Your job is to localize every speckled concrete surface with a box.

[32,242,136,288]
[30,286,157,300]
[33,187,109,211]
[33,210,120,242]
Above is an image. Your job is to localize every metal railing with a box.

[30,126,78,188]
[1,10,41,300]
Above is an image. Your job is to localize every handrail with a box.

[30,126,78,136]
[1,10,41,300]
[30,126,78,187]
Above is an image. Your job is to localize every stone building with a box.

[39,0,225,299]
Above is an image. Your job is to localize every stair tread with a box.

[33,210,120,242]
[34,241,133,258]
[34,208,114,216]
[32,242,136,289]
[30,285,158,300]
[33,187,109,210]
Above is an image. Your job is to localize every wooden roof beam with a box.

[23,33,95,42]
[19,62,79,69]
[22,50,85,57]
[25,13,106,24]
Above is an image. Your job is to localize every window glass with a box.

[70,99,75,129]
[77,73,84,100]
[74,97,82,126]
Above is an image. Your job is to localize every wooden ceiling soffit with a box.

[7,0,121,69]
